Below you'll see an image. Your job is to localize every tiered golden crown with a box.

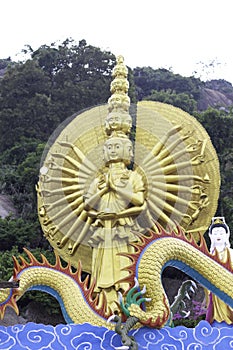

[105,56,132,138]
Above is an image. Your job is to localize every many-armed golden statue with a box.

[37,55,220,312]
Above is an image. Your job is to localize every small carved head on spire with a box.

[112,55,128,79]
[106,56,132,136]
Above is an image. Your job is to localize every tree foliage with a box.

[0,39,116,153]
[144,88,197,114]
[0,217,42,252]
[0,140,45,219]
[30,38,116,124]
[0,60,54,151]
[133,66,202,101]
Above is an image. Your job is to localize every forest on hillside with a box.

[1,38,233,317]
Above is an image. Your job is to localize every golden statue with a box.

[84,135,146,309]
[37,56,220,312]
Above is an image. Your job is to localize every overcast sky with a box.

[1,0,233,83]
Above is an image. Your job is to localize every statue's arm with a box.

[115,187,144,206]
[84,177,109,211]
[84,187,108,210]
[117,201,147,218]
[109,172,145,206]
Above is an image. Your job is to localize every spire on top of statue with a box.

[105,56,132,137]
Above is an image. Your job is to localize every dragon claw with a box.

[190,286,196,294]
[190,281,197,291]
[133,277,139,288]
[107,314,118,323]
[145,298,151,302]
[141,285,147,294]
[118,291,123,303]
[180,310,190,318]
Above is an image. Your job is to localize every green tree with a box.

[144,88,197,114]
[133,67,202,101]
[0,59,56,152]
[0,217,43,251]
[31,39,116,122]
[0,140,45,218]
[0,39,117,153]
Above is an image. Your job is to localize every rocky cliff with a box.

[198,79,233,111]
[0,195,17,218]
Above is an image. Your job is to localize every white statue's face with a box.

[104,139,124,162]
[210,227,228,248]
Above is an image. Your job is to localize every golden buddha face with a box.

[105,111,132,136]
[110,78,129,94]
[107,93,130,113]
[103,138,133,164]
[105,112,122,131]
[124,139,133,162]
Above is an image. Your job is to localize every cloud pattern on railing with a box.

[0,320,232,349]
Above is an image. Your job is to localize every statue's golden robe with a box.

[86,167,145,293]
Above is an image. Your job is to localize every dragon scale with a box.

[15,267,114,327]
[130,232,233,327]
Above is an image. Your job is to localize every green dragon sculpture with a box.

[0,224,232,329]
